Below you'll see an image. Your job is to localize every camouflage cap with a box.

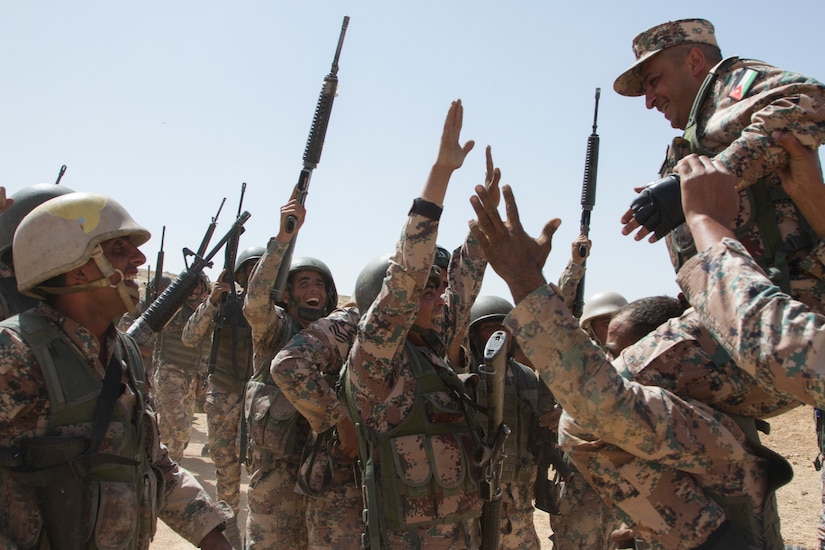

[614,18,718,97]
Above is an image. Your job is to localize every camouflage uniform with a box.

[0,303,231,548]
[346,199,486,549]
[272,306,363,550]
[152,298,204,462]
[503,283,773,549]
[242,238,310,549]
[545,260,623,550]
[182,296,252,523]
[676,238,825,548]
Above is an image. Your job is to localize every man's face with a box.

[472,320,505,354]
[236,261,256,289]
[414,278,445,331]
[84,237,146,313]
[287,270,328,313]
[589,315,612,347]
[641,49,703,130]
[604,312,637,360]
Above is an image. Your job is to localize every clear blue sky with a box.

[3,2,823,304]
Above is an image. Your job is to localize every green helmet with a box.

[0,183,75,268]
[434,245,451,270]
[469,295,513,331]
[288,256,338,315]
[234,246,266,278]
[580,291,628,331]
[354,254,391,313]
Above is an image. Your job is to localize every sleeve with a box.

[441,232,487,350]
[503,283,752,472]
[556,260,585,310]
[677,238,825,408]
[708,65,825,187]
[348,202,440,403]
[272,307,360,432]
[155,445,233,545]
[243,238,290,342]
[181,299,218,347]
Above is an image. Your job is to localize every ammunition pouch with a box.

[244,378,302,459]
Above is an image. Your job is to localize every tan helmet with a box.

[14,193,150,311]
[579,291,628,332]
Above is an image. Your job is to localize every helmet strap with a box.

[32,245,137,314]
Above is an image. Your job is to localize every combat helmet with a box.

[579,291,628,332]
[434,245,451,270]
[353,254,392,314]
[14,192,150,313]
[234,245,265,287]
[287,256,338,321]
[468,295,514,358]
[0,183,75,268]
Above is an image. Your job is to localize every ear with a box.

[64,265,90,285]
[686,46,708,77]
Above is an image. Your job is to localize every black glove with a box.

[630,174,685,238]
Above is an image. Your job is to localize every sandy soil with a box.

[152,405,821,549]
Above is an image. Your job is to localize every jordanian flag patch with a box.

[729,69,759,101]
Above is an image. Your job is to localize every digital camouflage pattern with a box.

[183,298,246,518]
[549,472,619,550]
[503,284,771,549]
[614,18,717,97]
[662,58,825,309]
[678,238,825,415]
[272,305,363,549]
[243,237,311,549]
[347,203,485,548]
[0,303,231,548]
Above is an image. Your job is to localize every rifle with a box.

[475,330,511,550]
[271,16,349,304]
[197,197,226,258]
[147,226,166,305]
[127,211,251,346]
[207,183,246,377]
[572,88,601,319]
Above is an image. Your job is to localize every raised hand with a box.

[434,99,475,172]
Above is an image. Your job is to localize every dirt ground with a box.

[152,405,821,549]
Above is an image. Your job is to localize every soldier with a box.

[470,181,782,548]
[344,99,485,548]
[578,291,627,347]
[182,246,263,549]
[152,271,209,462]
[271,303,363,550]
[671,143,825,547]
[617,18,825,311]
[242,191,338,549]
[0,192,231,549]
[0,183,74,320]
[466,296,545,549]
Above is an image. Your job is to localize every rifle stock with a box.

[272,16,349,303]
[572,88,601,319]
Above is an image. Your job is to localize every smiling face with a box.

[413,277,446,332]
[641,46,706,130]
[78,236,146,315]
[286,269,328,316]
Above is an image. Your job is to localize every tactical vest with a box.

[475,358,537,485]
[0,312,162,550]
[0,275,39,319]
[345,341,482,548]
[155,303,201,372]
[209,318,253,394]
[665,57,818,292]
[243,314,306,461]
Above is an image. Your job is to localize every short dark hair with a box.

[613,295,686,344]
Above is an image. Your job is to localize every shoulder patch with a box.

[728,68,759,101]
